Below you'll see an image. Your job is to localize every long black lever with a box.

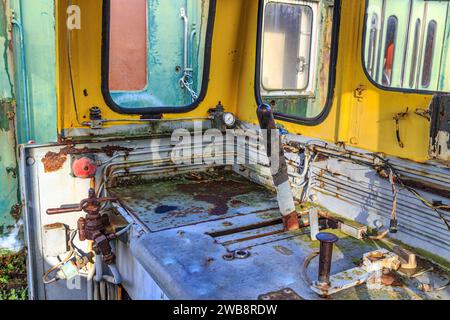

[257,104,300,231]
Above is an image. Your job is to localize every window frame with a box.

[361,0,446,95]
[260,1,315,94]
[255,0,342,126]
[101,0,217,115]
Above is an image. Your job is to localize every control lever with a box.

[257,104,300,231]
[46,188,123,284]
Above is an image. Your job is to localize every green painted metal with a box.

[10,0,57,144]
[110,0,209,109]
[0,2,21,252]
[0,0,58,250]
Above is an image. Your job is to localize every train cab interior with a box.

[0,0,449,300]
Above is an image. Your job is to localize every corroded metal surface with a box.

[41,145,132,173]
[109,168,280,232]
[258,288,304,300]
[0,98,20,248]
[130,220,450,300]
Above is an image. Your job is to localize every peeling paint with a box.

[41,144,132,173]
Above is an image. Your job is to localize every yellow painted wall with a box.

[56,0,434,162]
[56,0,246,129]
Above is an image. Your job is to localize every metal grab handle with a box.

[180,8,189,73]
[46,197,117,215]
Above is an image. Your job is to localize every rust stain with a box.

[401,178,450,199]
[10,204,21,222]
[273,245,293,256]
[41,145,132,173]
[376,168,450,199]
[176,177,259,216]
[41,151,68,173]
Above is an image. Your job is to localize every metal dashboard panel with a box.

[129,219,445,300]
[112,168,449,300]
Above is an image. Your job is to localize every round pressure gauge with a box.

[222,112,236,128]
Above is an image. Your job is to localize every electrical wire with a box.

[67,0,82,126]
[42,230,77,284]
[301,142,450,231]
[371,154,450,231]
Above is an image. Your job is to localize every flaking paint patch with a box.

[0,98,13,131]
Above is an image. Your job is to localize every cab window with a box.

[102,0,215,113]
[256,0,338,122]
[363,0,450,92]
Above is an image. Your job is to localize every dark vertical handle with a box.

[257,104,300,231]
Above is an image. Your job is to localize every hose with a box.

[301,251,320,286]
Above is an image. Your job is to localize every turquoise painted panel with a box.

[110,0,209,109]
[0,3,13,99]
[11,0,57,144]
[0,3,20,251]
[1,0,57,250]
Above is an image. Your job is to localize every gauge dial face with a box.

[223,112,236,127]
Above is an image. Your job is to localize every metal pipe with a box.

[11,18,31,142]
[114,224,131,238]
[81,116,212,127]
[112,202,150,234]
[86,260,95,300]
[107,264,122,285]
[95,254,103,282]
[180,7,189,72]
[316,232,339,286]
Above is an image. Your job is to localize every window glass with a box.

[421,20,437,88]
[382,16,397,87]
[109,0,148,91]
[363,0,450,92]
[367,14,379,78]
[409,19,420,88]
[105,0,212,111]
[261,3,313,91]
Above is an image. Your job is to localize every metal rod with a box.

[316,232,339,286]
[11,18,31,142]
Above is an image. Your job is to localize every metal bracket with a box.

[311,249,401,297]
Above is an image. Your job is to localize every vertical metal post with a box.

[316,232,339,285]
[309,207,319,240]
